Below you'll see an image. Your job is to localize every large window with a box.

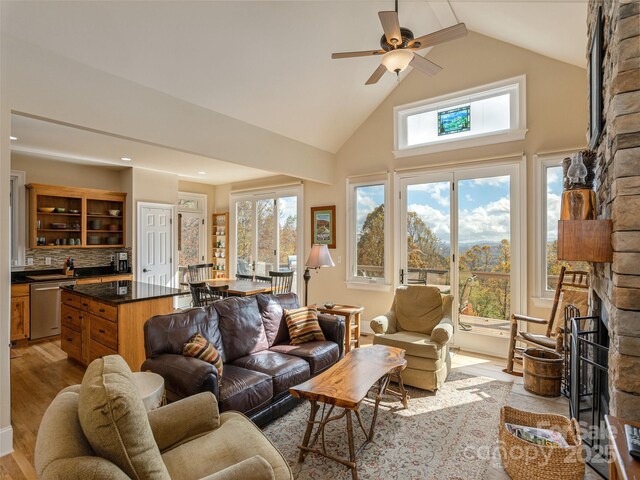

[231,185,302,294]
[347,176,390,288]
[394,75,527,157]
[537,155,588,297]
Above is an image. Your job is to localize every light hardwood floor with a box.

[1,336,599,480]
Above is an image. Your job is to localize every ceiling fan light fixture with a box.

[381,49,413,74]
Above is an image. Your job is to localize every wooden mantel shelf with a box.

[557,220,613,263]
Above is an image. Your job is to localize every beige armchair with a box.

[371,285,453,391]
[35,355,292,480]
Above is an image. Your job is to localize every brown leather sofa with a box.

[142,293,345,427]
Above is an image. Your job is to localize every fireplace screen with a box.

[569,315,609,478]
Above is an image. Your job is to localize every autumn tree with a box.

[356,204,385,277]
[406,211,448,270]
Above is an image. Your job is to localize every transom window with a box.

[394,75,527,157]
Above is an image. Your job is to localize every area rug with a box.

[264,370,512,480]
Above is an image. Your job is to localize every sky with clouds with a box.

[407,175,511,246]
[546,166,562,241]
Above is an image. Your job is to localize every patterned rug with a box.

[264,370,512,480]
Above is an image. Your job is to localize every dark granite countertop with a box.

[61,281,187,306]
[11,266,132,284]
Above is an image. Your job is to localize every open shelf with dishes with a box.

[212,212,229,279]
[27,184,127,249]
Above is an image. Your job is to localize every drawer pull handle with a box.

[98,329,105,334]
[66,316,72,320]
[66,338,72,342]
[99,308,105,313]
[82,303,88,307]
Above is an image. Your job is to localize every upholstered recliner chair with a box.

[35,355,292,480]
[371,285,453,391]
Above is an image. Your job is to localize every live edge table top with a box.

[289,345,407,410]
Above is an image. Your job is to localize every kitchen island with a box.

[60,281,186,371]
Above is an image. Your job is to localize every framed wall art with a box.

[589,6,603,149]
[311,205,336,249]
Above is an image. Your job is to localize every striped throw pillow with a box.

[284,306,326,345]
[183,333,223,381]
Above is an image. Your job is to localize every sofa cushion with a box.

[373,331,443,360]
[145,305,225,360]
[161,411,292,480]
[78,355,170,480]
[183,333,223,382]
[269,341,339,375]
[256,293,300,346]
[218,365,273,414]
[231,351,310,396]
[395,286,443,335]
[284,306,325,345]
[215,296,269,361]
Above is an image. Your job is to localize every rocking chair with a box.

[504,266,589,375]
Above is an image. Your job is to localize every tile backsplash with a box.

[22,247,132,270]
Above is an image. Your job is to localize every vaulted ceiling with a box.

[2,1,588,157]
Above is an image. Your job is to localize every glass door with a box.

[399,163,521,357]
[399,173,453,294]
[232,188,302,294]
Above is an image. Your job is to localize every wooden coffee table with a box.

[289,345,409,480]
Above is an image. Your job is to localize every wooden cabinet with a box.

[10,284,30,342]
[212,212,228,278]
[61,292,118,366]
[26,183,126,249]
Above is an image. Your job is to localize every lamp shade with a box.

[305,244,335,268]
[381,49,414,73]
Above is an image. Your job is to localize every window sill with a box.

[345,281,392,292]
[393,129,528,158]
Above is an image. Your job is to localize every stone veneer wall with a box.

[21,247,132,271]
[588,0,640,420]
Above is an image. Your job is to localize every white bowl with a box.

[108,210,121,216]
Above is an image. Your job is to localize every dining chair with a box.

[207,283,229,301]
[254,275,272,284]
[187,263,214,283]
[189,282,216,307]
[269,270,294,294]
[236,274,254,281]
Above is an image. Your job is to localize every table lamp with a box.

[304,244,335,305]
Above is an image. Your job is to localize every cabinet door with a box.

[10,296,30,341]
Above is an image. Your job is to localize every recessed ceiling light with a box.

[120,157,132,161]
[198,171,207,175]
[10,136,17,141]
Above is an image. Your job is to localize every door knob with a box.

[143,268,150,273]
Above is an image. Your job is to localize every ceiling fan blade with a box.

[409,54,442,76]
[331,49,385,59]
[410,23,468,50]
[365,64,387,85]
[378,11,402,46]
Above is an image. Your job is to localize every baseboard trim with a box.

[0,425,14,457]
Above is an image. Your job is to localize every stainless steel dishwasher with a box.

[30,279,77,340]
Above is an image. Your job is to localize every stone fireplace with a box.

[588,0,640,421]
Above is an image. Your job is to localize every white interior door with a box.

[138,203,174,287]
[398,162,522,357]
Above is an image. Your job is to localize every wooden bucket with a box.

[522,348,563,397]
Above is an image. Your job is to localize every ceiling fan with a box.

[331,1,468,85]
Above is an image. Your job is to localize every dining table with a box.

[205,278,272,297]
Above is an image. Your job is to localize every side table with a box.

[133,371,165,411]
[606,415,640,480]
[317,305,364,353]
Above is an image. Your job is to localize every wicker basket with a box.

[499,406,585,480]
